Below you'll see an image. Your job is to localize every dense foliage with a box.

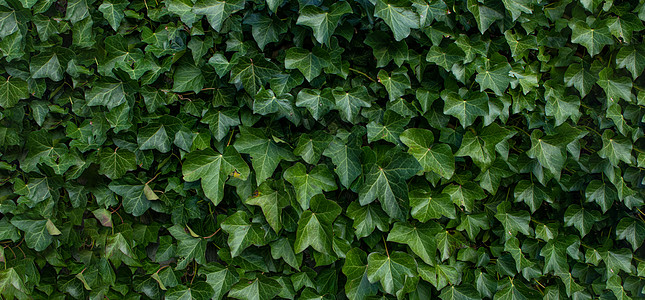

[1,0,645,298]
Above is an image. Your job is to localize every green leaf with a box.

[585,180,617,213]
[598,130,633,166]
[10,219,52,251]
[245,180,289,233]
[342,248,378,300]
[173,62,205,94]
[166,283,214,300]
[85,80,127,110]
[570,20,614,57]
[230,54,280,95]
[366,111,409,145]
[467,0,503,33]
[296,2,353,44]
[253,87,300,124]
[234,127,296,185]
[0,76,29,109]
[109,179,151,216]
[346,201,390,238]
[442,91,489,128]
[296,88,334,120]
[228,275,281,300]
[597,68,633,103]
[323,133,362,188]
[400,128,455,179]
[410,190,455,221]
[284,163,337,210]
[294,195,342,255]
[387,222,442,265]
[527,130,566,177]
[201,107,241,142]
[284,47,331,82]
[244,14,287,50]
[513,180,550,213]
[99,0,127,31]
[494,201,531,237]
[616,44,645,80]
[192,0,245,31]
[221,211,266,257]
[456,213,490,240]
[293,131,332,165]
[374,0,419,41]
[438,285,481,300]
[366,251,417,295]
[98,148,136,180]
[358,151,422,220]
[475,62,512,96]
[378,67,411,101]
[564,63,597,98]
[540,239,569,274]
[601,248,633,276]
[615,217,645,251]
[545,95,581,126]
[270,237,301,270]
[332,86,372,124]
[564,205,600,238]
[30,51,64,81]
[365,31,409,68]
[426,44,466,72]
[199,264,239,300]
[442,182,486,212]
[183,147,250,205]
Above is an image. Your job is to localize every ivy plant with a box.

[0,0,644,299]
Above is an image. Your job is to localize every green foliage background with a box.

[1,0,645,298]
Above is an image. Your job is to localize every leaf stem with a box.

[382,235,389,256]
[349,67,376,83]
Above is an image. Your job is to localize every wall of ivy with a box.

[0,0,644,298]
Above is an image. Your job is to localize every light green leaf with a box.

[615,217,645,251]
[323,134,362,188]
[284,47,330,82]
[494,201,531,237]
[192,0,245,31]
[564,205,600,238]
[296,2,353,44]
[284,163,337,210]
[234,127,296,185]
[378,67,411,101]
[374,0,420,41]
[221,211,266,257]
[358,151,422,220]
[0,76,29,108]
[409,190,455,221]
[442,91,489,128]
[570,20,614,57]
[346,201,390,238]
[513,180,550,213]
[183,147,250,205]
[332,86,372,123]
[366,251,417,295]
[387,222,442,265]
[467,0,503,33]
[342,248,379,300]
[98,148,136,180]
[99,0,127,31]
[294,195,342,255]
[296,88,334,120]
